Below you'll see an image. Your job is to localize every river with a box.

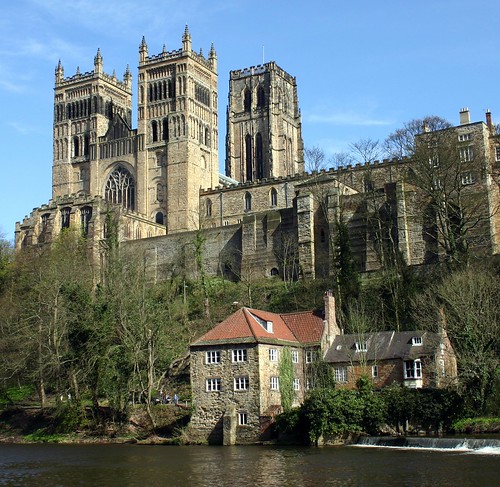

[0,443,498,486]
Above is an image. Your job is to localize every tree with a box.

[412,266,500,412]
[386,116,492,267]
[349,138,381,164]
[383,116,452,159]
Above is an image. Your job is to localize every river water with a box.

[0,443,498,486]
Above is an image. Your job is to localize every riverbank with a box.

[0,404,191,445]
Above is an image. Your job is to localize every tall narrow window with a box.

[257,86,265,107]
[245,192,252,211]
[270,188,278,207]
[61,207,71,229]
[245,134,253,181]
[152,120,158,142]
[105,166,135,210]
[206,198,212,217]
[84,134,89,156]
[80,206,92,236]
[162,118,169,141]
[256,133,263,179]
[243,88,251,112]
[73,136,80,157]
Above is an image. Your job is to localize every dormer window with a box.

[411,336,423,346]
[355,341,368,352]
[266,321,273,333]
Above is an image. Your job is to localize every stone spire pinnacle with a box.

[94,48,103,75]
[55,59,64,84]
[182,25,192,52]
[139,36,148,63]
[209,43,217,71]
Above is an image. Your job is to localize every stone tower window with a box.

[73,136,80,157]
[80,206,92,236]
[270,188,278,207]
[257,85,265,108]
[61,207,71,229]
[105,166,135,210]
[256,133,263,179]
[206,198,212,217]
[245,134,252,181]
[162,118,169,141]
[243,88,251,112]
[152,120,158,142]
[245,192,252,211]
[155,212,164,225]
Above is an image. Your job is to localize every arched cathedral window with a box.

[155,212,164,225]
[105,166,135,210]
[81,206,92,236]
[206,198,212,217]
[257,86,265,108]
[270,188,278,207]
[73,136,80,157]
[245,134,252,182]
[152,120,158,142]
[61,207,71,229]
[256,133,263,179]
[245,192,252,211]
[243,88,251,112]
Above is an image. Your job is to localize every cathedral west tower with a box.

[138,26,219,232]
[225,62,304,182]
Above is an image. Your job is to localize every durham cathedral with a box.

[15,27,500,280]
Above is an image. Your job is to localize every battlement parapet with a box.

[230,61,296,83]
[144,48,213,70]
[57,70,130,92]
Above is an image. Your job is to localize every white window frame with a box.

[205,350,221,364]
[305,350,314,364]
[270,376,279,390]
[291,350,299,364]
[334,366,348,383]
[355,341,368,352]
[238,412,248,426]
[232,348,248,363]
[269,348,278,362]
[234,376,249,391]
[372,365,379,379]
[458,133,472,142]
[461,171,475,186]
[495,146,500,162]
[411,336,423,346]
[459,145,474,162]
[293,378,300,391]
[206,378,221,392]
[404,360,422,379]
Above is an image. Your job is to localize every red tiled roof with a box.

[281,310,324,343]
[192,307,325,346]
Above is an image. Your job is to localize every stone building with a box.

[323,329,458,390]
[15,27,499,281]
[189,291,336,445]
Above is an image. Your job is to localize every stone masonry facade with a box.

[15,28,500,282]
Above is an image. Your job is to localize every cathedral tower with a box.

[52,52,133,201]
[225,62,304,182]
[137,26,219,233]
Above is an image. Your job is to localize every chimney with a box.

[459,107,471,125]
[323,290,341,345]
[486,110,493,130]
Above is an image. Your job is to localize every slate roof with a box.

[191,307,324,347]
[324,330,441,363]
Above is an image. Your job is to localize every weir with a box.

[355,436,500,453]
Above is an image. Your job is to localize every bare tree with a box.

[349,138,381,164]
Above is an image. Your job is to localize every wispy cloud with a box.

[306,109,392,127]
[7,121,42,135]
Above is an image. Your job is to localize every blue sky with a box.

[1,0,499,241]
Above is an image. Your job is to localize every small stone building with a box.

[323,330,457,390]
[189,292,338,445]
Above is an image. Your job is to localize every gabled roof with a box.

[324,330,441,363]
[191,307,324,347]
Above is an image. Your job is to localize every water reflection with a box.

[0,443,498,486]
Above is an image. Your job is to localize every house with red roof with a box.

[188,291,337,444]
